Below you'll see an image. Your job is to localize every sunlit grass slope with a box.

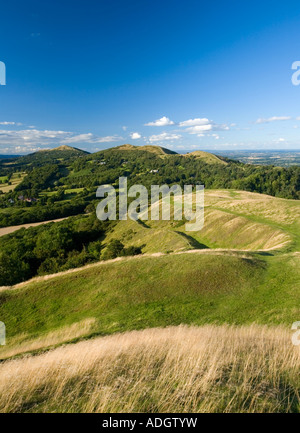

[185,150,227,165]
[0,251,299,360]
[0,325,299,413]
[103,190,299,253]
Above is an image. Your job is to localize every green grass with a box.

[0,189,299,361]
[101,189,299,254]
[0,172,26,193]
[0,251,299,359]
[185,151,227,165]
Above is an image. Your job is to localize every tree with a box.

[102,239,124,260]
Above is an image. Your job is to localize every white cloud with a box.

[145,116,174,126]
[0,128,123,152]
[94,135,123,143]
[63,134,122,144]
[62,133,94,143]
[148,132,181,143]
[255,116,291,124]
[185,124,213,133]
[178,118,210,127]
[178,117,229,135]
[0,129,69,143]
[130,132,141,139]
[185,124,229,134]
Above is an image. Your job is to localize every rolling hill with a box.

[101,190,300,254]
[0,145,299,413]
[0,249,299,361]
[0,145,89,171]
[185,150,227,165]
[112,144,177,156]
[0,188,299,361]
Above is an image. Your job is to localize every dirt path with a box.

[0,217,69,237]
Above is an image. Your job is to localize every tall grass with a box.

[0,325,299,413]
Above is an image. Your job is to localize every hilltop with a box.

[1,145,89,170]
[40,145,87,153]
[185,150,227,165]
[110,144,177,156]
[22,144,88,159]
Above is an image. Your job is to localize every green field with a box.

[0,172,26,193]
[0,249,299,360]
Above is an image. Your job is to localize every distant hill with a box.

[185,150,227,165]
[3,145,89,169]
[0,144,299,205]
[43,145,88,153]
[26,145,89,159]
[110,144,177,156]
[107,144,228,161]
[0,155,21,160]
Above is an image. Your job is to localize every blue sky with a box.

[1,0,300,154]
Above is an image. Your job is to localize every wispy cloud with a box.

[178,118,210,127]
[62,134,122,144]
[185,124,213,134]
[145,116,174,126]
[0,121,22,126]
[0,128,123,153]
[148,132,181,143]
[255,116,291,124]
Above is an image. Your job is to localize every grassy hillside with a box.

[102,190,299,254]
[0,250,299,360]
[14,145,88,166]
[0,146,299,413]
[185,150,227,165]
[0,325,299,413]
[0,172,26,193]
[0,189,299,361]
[112,144,177,156]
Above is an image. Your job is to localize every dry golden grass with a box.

[205,190,300,226]
[197,208,290,250]
[102,189,297,254]
[0,325,299,413]
[0,318,97,359]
